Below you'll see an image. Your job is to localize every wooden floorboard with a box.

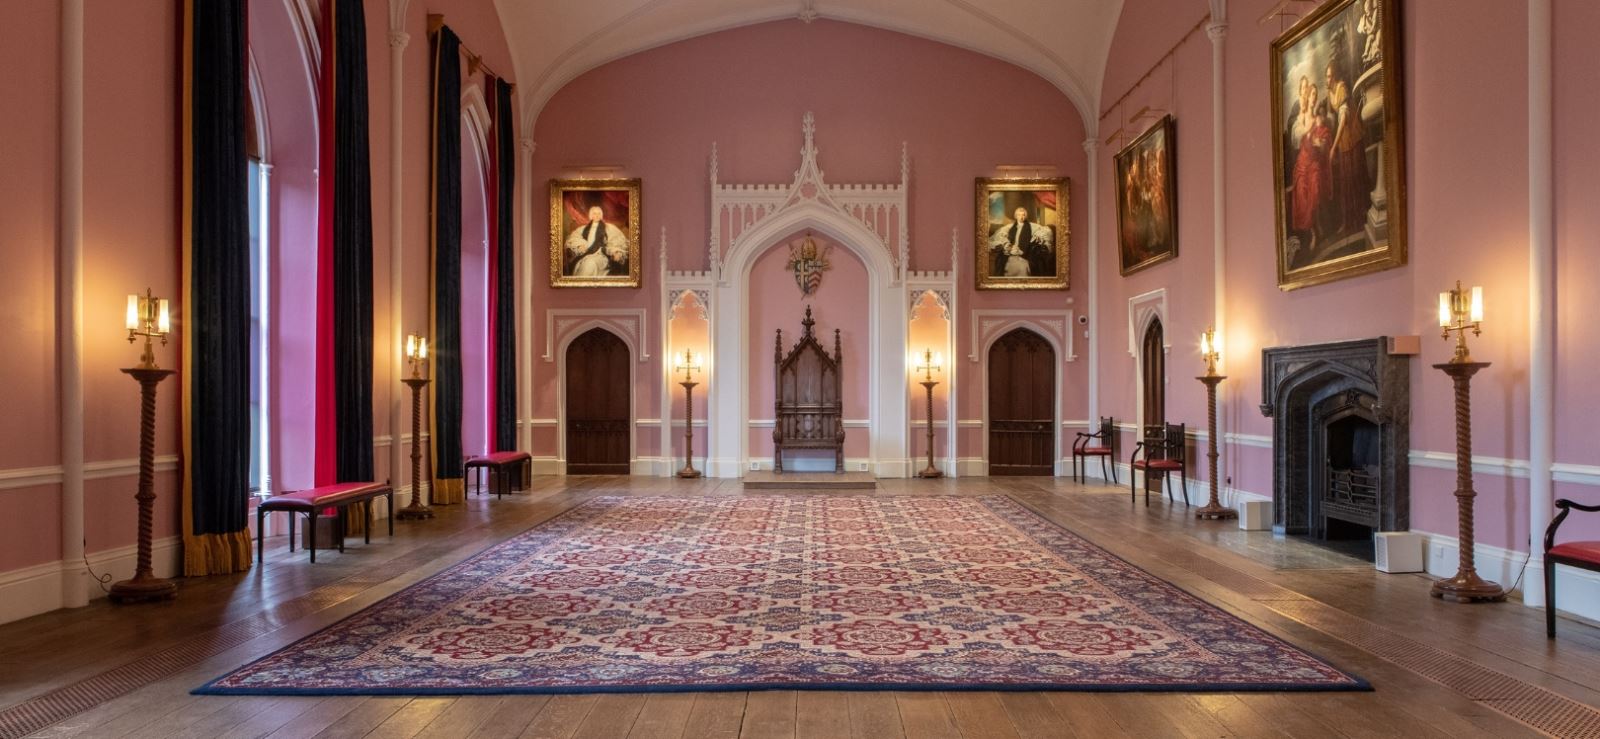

[4,476,1600,738]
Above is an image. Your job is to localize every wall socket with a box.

[858,462,868,472]
[750,461,760,471]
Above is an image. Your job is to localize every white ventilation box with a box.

[1237,500,1272,531]
[1375,531,1424,573]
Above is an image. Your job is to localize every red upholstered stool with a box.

[1545,498,1600,637]
[465,451,532,500]
[257,482,392,563]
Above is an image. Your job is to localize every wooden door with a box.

[1141,318,1165,429]
[988,328,1055,476]
[565,328,630,475]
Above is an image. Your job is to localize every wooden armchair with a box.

[1071,416,1118,484]
[1544,498,1600,637]
[1129,423,1189,507]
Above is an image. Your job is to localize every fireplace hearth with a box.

[1261,338,1411,549]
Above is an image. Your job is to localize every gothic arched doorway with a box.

[564,328,630,474]
[1141,317,1166,429]
[987,328,1055,476]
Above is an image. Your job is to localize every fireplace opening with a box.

[1312,410,1381,558]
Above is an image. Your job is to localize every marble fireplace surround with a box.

[1260,338,1412,535]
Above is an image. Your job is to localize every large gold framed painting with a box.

[1114,115,1178,276]
[975,177,1069,290]
[549,178,641,288]
[1270,0,1405,291]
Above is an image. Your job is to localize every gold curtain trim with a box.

[432,477,464,505]
[183,529,253,577]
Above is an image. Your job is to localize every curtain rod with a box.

[428,13,514,91]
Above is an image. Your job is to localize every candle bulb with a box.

[419,338,428,360]
[156,299,170,334]
[1439,292,1452,327]
[126,295,140,331]
[1469,286,1484,323]
[405,334,417,359]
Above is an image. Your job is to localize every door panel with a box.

[565,328,630,475]
[988,329,1055,476]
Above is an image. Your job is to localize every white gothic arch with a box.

[704,113,910,477]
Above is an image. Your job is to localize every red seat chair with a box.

[1129,422,1188,507]
[465,451,532,500]
[256,482,392,563]
[1072,416,1118,484]
[1544,498,1600,637]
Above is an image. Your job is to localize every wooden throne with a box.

[773,306,845,473]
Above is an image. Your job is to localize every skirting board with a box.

[0,536,182,626]
[1086,461,1273,509]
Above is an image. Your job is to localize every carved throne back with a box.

[773,306,844,473]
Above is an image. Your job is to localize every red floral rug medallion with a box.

[198,495,1367,694]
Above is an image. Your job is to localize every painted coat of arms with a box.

[786,235,832,296]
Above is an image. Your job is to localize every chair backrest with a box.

[1098,416,1115,441]
[1163,423,1187,462]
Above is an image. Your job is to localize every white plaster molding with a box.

[1127,288,1170,356]
[967,310,1076,363]
[543,309,649,363]
[1526,0,1556,609]
[0,455,181,491]
[0,536,181,626]
[668,289,711,321]
[710,113,909,288]
[1224,432,1273,449]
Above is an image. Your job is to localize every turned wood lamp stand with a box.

[396,335,435,521]
[914,348,944,479]
[1430,282,1504,603]
[675,349,704,479]
[1194,326,1235,520]
[111,289,177,603]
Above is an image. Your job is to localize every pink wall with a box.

[0,0,515,579]
[747,234,871,461]
[529,19,1090,467]
[1096,0,1599,552]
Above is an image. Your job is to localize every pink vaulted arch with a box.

[459,86,494,460]
[248,0,321,495]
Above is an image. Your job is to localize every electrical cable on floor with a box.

[81,540,112,593]
[1505,537,1535,596]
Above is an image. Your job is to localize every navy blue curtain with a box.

[330,0,375,483]
[430,26,465,503]
[492,78,517,452]
[182,0,252,575]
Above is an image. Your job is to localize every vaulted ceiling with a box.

[495,0,1126,132]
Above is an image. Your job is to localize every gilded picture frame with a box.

[1270,0,1406,291]
[1114,115,1179,276]
[975,177,1070,291]
[549,178,642,288]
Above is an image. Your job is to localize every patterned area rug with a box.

[197,495,1367,694]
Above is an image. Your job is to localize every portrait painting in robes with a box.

[549,178,642,287]
[1114,115,1178,276]
[1270,0,1405,290]
[975,177,1069,290]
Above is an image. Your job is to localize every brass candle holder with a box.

[675,348,704,479]
[914,348,944,479]
[1431,282,1503,603]
[1194,326,1235,520]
